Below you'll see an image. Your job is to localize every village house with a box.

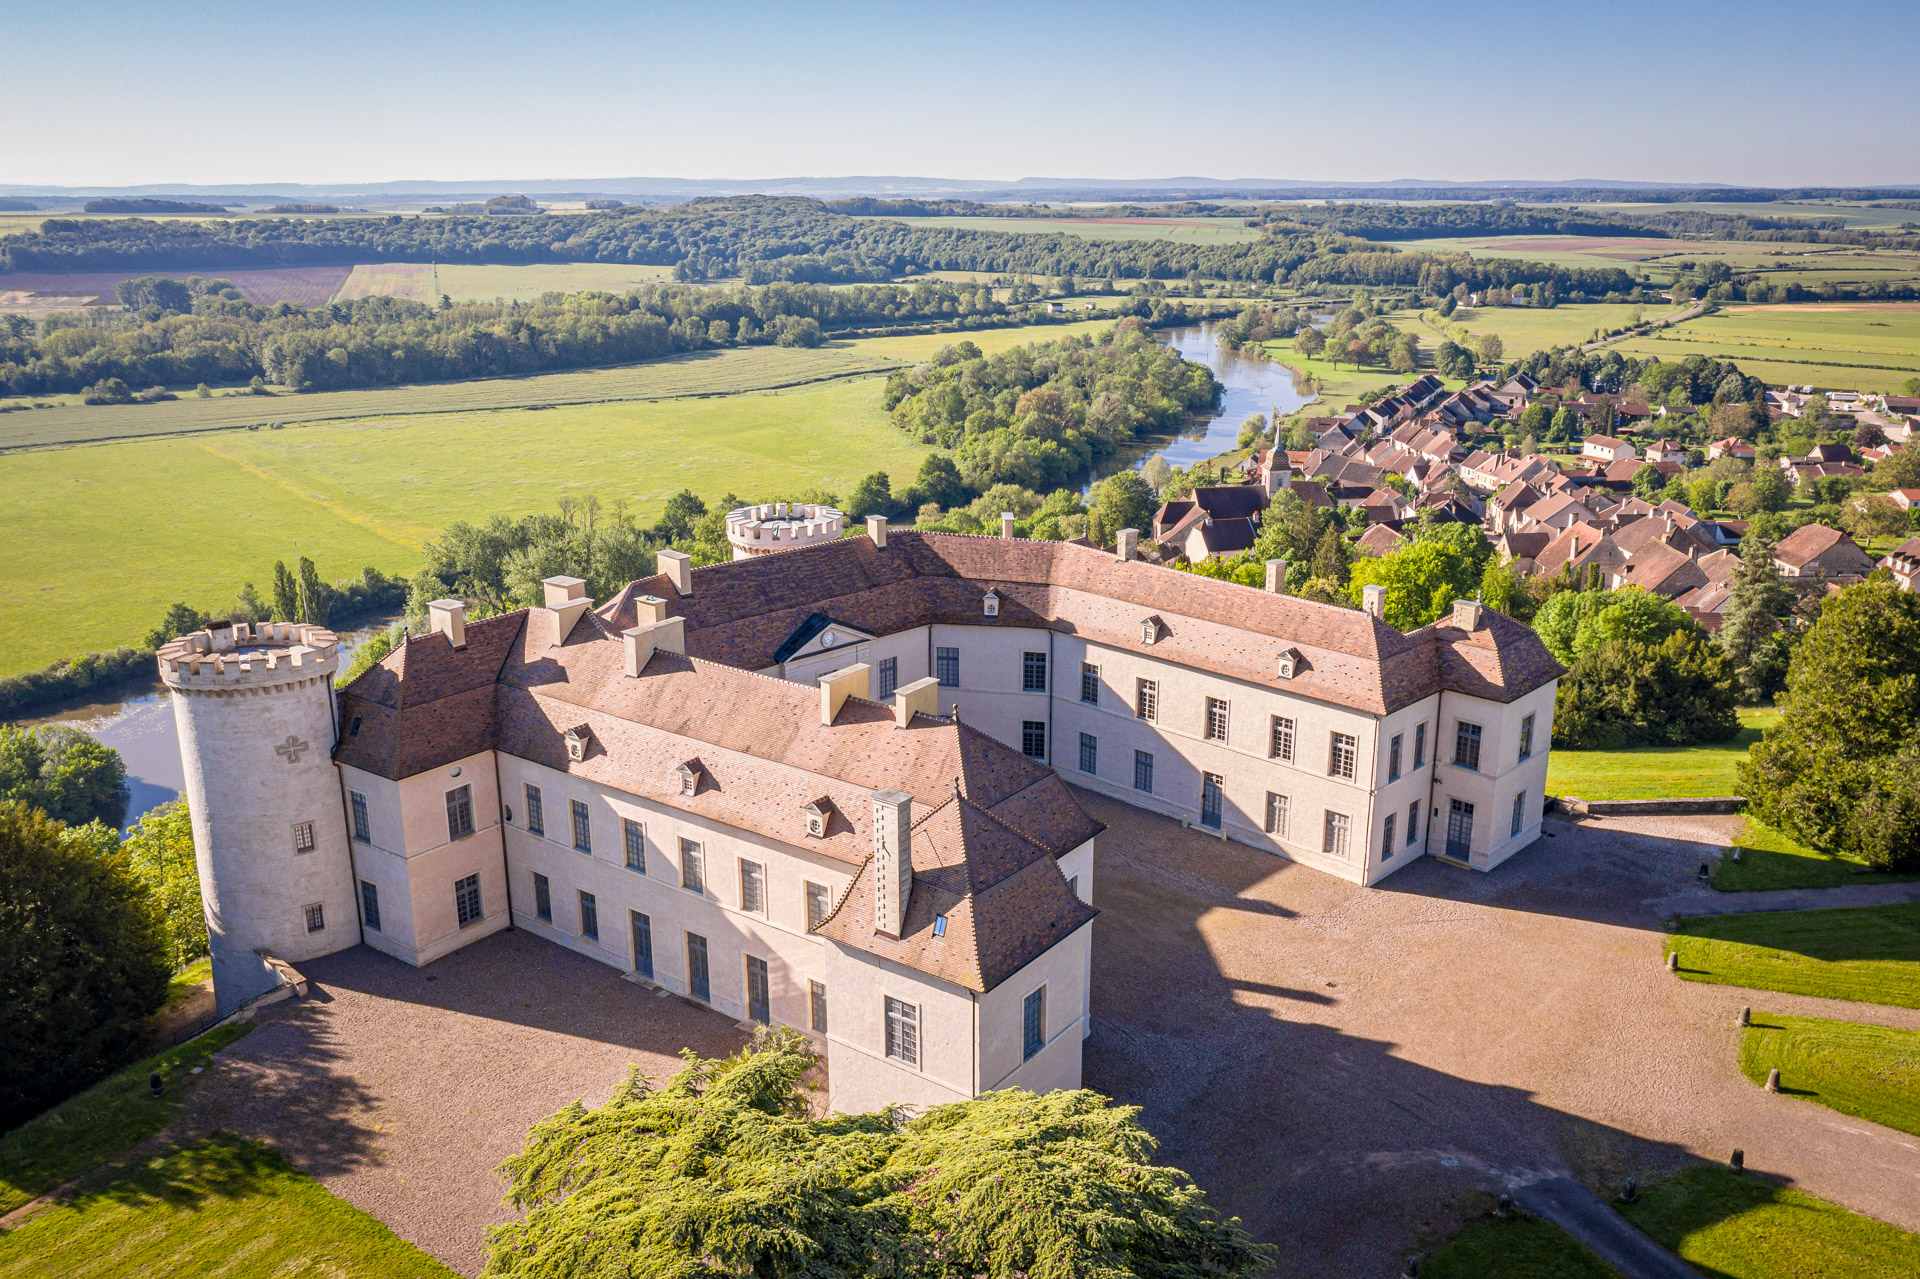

[1580,434,1635,464]
[1771,523,1877,579]
[1708,438,1757,462]
[1880,537,1920,591]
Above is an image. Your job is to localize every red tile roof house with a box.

[1880,536,1920,591]
[1771,523,1878,578]
[1708,438,1756,461]
[155,521,1564,1110]
[1889,489,1920,511]
[1580,434,1635,463]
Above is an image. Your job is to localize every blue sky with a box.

[4,0,1916,187]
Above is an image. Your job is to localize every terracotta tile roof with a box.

[1355,524,1405,556]
[1614,542,1708,596]
[813,794,1097,992]
[1774,523,1875,573]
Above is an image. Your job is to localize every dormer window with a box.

[674,760,701,796]
[1276,648,1301,680]
[983,590,1000,618]
[803,799,830,839]
[933,914,948,937]
[564,726,591,762]
[1141,615,1164,645]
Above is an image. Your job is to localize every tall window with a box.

[936,646,960,687]
[1023,651,1047,692]
[809,980,828,1033]
[1328,732,1357,781]
[1205,698,1230,743]
[1022,721,1047,760]
[1454,722,1483,771]
[1407,801,1421,847]
[292,821,315,854]
[1518,713,1535,763]
[805,881,831,930]
[1381,813,1397,860]
[525,784,545,835]
[745,956,771,1024]
[570,799,592,853]
[1023,986,1046,1061]
[686,933,710,1002]
[1080,663,1099,705]
[739,859,766,914]
[1413,723,1427,770]
[1199,773,1224,830]
[631,911,653,979]
[1323,811,1351,860]
[1270,715,1296,762]
[360,880,381,931]
[304,903,325,933]
[1135,678,1157,722]
[579,890,599,941]
[1133,749,1154,794]
[1388,734,1403,783]
[1511,792,1527,837]
[454,873,483,927]
[680,839,705,894]
[533,872,552,922]
[445,785,474,841]
[1265,792,1290,838]
[349,791,371,843]
[1078,732,1098,774]
[884,996,919,1066]
[877,656,898,700]
[623,819,646,872]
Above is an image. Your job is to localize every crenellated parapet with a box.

[157,621,340,695]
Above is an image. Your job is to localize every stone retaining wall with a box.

[1558,796,1747,817]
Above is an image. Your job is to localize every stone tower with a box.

[157,621,357,1015]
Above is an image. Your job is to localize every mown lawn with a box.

[1713,818,1917,892]
[1619,1166,1920,1279]
[0,1133,455,1279]
[1427,1211,1621,1278]
[1548,710,1776,802]
[1740,1013,1920,1138]
[1665,904,1920,1008]
[0,1024,250,1215]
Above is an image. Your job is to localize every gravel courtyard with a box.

[175,799,1920,1276]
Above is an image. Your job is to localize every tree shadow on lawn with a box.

[1073,791,1703,1279]
[1675,902,1920,964]
[81,1131,287,1213]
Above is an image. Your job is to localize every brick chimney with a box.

[1265,559,1288,594]
[867,514,888,549]
[657,548,693,596]
[1362,584,1387,619]
[818,663,871,726]
[870,788,913,937]
[427,599,466,649]
[1116,528,1138,562]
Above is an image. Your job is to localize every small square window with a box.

[304,902,325,933]
[292,820,315,854]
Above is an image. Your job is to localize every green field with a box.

[1713,818,1916,892]
[1547,710,1775,802]
[1619,1166,1920,1279]
[334,260,680,303]
[1740,1013,1920,1137]
[0,1133,455,1279]
[1665,903,1920,1008]
[1427,1211,1620,1278]
[865,214,1263,244]
[1616,304,1920,393]
[1445,302,1682,354]
[1559,200,1920,230]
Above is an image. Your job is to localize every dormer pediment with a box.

[982,589,1000,618]
[802,797,833,839]
[1276,647,1303,680]
[674,759,703,796]
[1141,614,1165,645]
[563,725,592,762]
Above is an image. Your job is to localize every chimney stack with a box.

[1116,528,1139,562]
[1265,558,1288,594]
[1452,597,1484,631]
[866,514,888,549]
[1000,511,1016,539]
[622,616,685,676]
[1362,584,1387,619]
[657,548,693,596]
[818,663,871,726]
[870,788,913,938]
[540,576,591,647]
[633,594,669,625]
[891,675,940,728]
[427,599,466,649]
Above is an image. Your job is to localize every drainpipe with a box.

[494,748,516,930]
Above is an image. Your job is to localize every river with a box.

[19,620,397,830]
[1088,320,1317,485]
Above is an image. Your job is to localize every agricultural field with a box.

[0,265,352,311]
[333,260,679,303]
[1554,199,1920,229]
[1443,301,1683,354]
[864,214,1264,244]
[1616,304,1920,393]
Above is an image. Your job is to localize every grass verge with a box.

[1714,818,1917,892]
[1547,709,1774,802]
[0,1023,249,1215]
[1427,1210,1621,1278]
[161,958,212,1011]
[1665,903,1920,1009]
[1740,1013,1920,1137]
[0,1132,456,1279]
[1619,1166,1920,1279]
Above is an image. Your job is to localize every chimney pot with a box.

[1116,528,1139,562]
[1363,583,1387,619]
[1265,558,1288,594]
[633,594,669,625]
[1000,511,1016,539]
[657,548,693,596]
[427,599,467,649]
[867,514,888,549]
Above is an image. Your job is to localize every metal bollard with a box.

[1766,1068,1781,1093]
[1623,1177,1637,1204]
[1730,1149,1744,1171]
[150,1072,163,1098]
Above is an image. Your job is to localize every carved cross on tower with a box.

[275,735,310,765]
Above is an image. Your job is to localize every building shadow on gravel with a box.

[1073,790,1704,1279]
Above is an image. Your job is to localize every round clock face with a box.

[820,630,836,647]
